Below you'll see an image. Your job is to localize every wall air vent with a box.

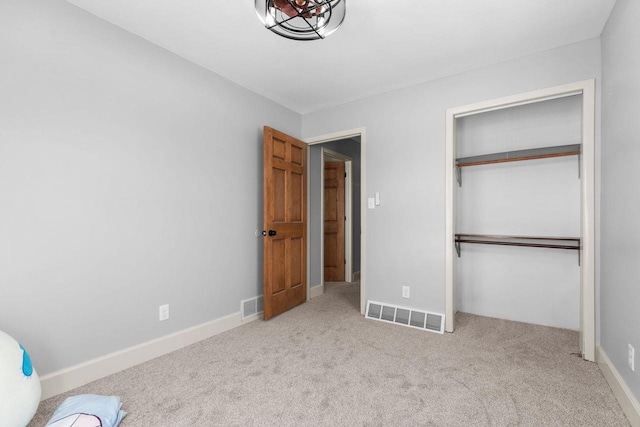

[241,295,264,320]
[366,300,444,334]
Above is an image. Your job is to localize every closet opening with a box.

[445,80,596,361]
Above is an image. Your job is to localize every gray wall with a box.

[456,96,582,330]
[302,38,601,318]
[309,139,362,287]
[601,0,640,400]
[0,0,300,375]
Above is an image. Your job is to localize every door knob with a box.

[268,230,277,236]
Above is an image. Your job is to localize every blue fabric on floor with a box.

[45,394,126,427]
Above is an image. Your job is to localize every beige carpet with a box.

[29,282,629,426]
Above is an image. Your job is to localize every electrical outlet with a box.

[629,344,635,372]
[402,286,410,299]
[159,304,169,322]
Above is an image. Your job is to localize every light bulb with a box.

[316,15,326,34]
[266,6,276,26]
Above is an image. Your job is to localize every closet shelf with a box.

[456,144,581,167]
[454,234,581,262]
[455,144,581,186]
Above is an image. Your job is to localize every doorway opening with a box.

[305,128,366,314]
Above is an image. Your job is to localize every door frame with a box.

[444,80,596,361]
[323,148,353,283]
[305,127,367,314]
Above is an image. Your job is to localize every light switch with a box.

[368,198,375,209]
[375,192,380,206]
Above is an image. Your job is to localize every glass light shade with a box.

[255,0,346,41]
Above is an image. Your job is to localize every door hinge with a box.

[344,172,347,178]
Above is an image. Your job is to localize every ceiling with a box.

[64,0,615,114]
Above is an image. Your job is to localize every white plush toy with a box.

[0,330,41,427]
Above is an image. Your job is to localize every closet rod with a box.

[454,234,581,264]
[456,234,580,242]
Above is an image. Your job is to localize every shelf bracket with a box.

[455,240,461,257]
[456,166,462,187]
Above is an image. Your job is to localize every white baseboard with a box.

[309,284,324,299]
[353,271,361,282]
[597,345,640,426]
[39,311,259,400]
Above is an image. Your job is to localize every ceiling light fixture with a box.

[255,0,346,41]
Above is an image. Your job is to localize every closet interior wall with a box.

[455,95,582,330]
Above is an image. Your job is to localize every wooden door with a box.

[324,161,345,282]
[263,127,307,320]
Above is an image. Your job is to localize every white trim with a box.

[322,148,352,161]
[39,311,259,400]
[445,109,457,332]
[453,91,583,118]
[323,148,353,283]
[309,283,324,299]
[306,146,312,302]
[345,161,353,282]
[305,128,364,144]
[445,80,596,362]
[447,84,589,118]
[580,80,596,362]
[305,127,367,314]
[319,154,325,287]
[597,346,640,426]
